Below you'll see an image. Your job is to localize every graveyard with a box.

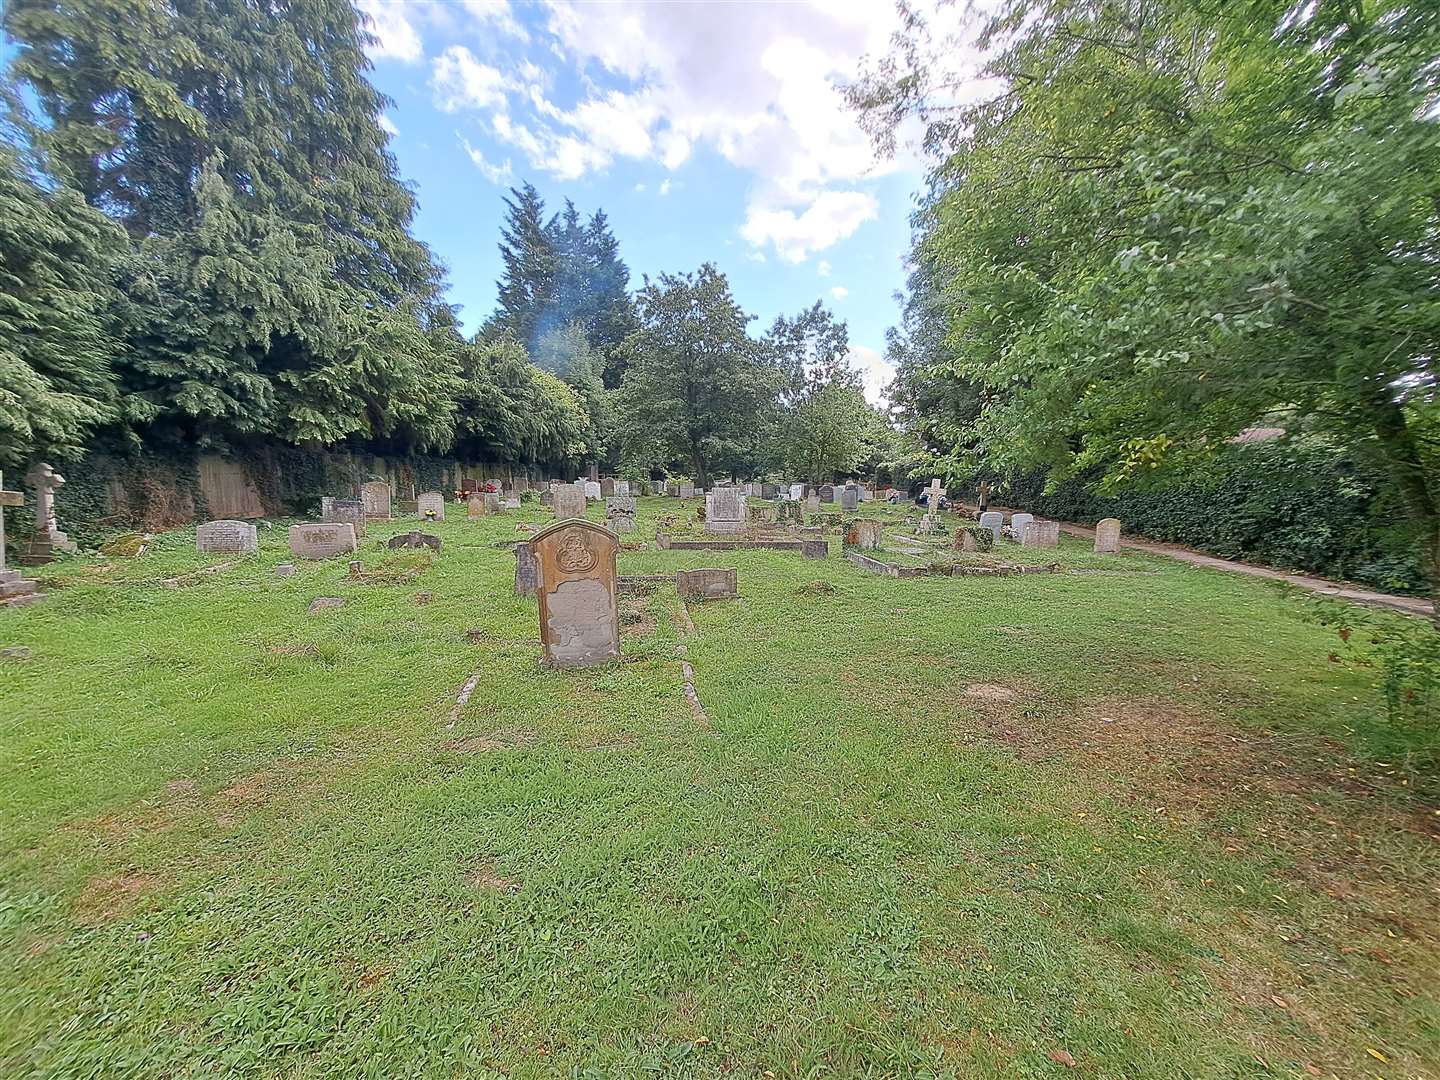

[2,489,1436,1078]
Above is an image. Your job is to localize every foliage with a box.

[995,434,1428,594]
[488,183,636,386]
[0,137,123,468]
[616,265,779,486]
[857,0,1440,611]
[452,337,588,468]
[533,322,613,466]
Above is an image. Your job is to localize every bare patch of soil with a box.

[962,682,1018,703]
[467,861,521,893]
[620,596,656,637]
[449,730,538,753]
[73,872,161,924]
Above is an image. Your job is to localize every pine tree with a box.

[0,139,123,468]
[492,183,557,350]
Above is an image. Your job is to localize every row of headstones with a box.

[973,512,1123,553]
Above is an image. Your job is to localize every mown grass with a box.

[1,498,1436,1078]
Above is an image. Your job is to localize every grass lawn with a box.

[1,497,1436,1078]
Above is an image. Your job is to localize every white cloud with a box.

[658,178,671,196]
[830,285,849,300]
[356,0,423,63]
[378,113,399,137]
[746,250,768,263]
[419,0,960,261]
[459,136,513,185]
[431,46,511,111]
[848,345,896,407]
[740,190,879,263]
[633,182,647,193]
[817,260,832,277]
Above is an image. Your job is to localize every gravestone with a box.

[676,567,738,600]
[196,520,259,555]
[806,494,820,513]
[540,490,555,509]
[461,477,479,493]
[417,491,446,520]
[605,496,637,533]
[1009,513,1033,542]
[387,531,442,551]
[531,520,620,669]
[360,481,392,520]
[288,522,358,560]
[819,484,835,504]
[553,485,586,520]
[978,511,1004,544]
[467,494,488,519]
[801,539,828,559]
[840,485,859,511]
[584,480,602,501]
[665,482,679,497]
[679,481,695,499]
[484,492,502,514]
[615,481,630,497]
[1021,520,1060,549]
[704,487,746,534]
[762,483,779,500]
[514,542,540,596]
[788,483,805,501]
[845,520,883,550]
[1095,517,1122,554]
[325,497,367,538]
[21,463,78,564]
[600,478,616,497]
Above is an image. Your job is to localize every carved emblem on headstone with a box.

[557,532,596,573]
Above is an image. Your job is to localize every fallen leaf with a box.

[1366,1047,1388,1063]
[1271,995,1289,1009]
[1047,1048,1077,1067]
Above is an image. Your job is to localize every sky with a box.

[355,0,931,404]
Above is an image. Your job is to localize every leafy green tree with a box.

[854,0,1440,613]
[616,265,777,486]
[453,337,588,468]
[0,138,123,468]
[533,322,613,467]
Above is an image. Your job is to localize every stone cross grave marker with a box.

[1094,518,1122,554]
[22,463,78,563]
[417,491,446,521]
[360,481,392,520]
[553,484,586,520]
[531,520,620,669]
[197,520,259,554]
[920,478,945,532]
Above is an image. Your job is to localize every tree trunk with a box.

[1373,402,1440,628]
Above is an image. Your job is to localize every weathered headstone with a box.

[531,520,620,669]
[978,511,1004,544]
[196,520,259,555]
[679,481,695,499]
[806,494,820,513]
[1095,517,1122,554]
[22,463,78,564]
[665,481,679,497]
[288,522,358,560]
[704,487,746,534]
[801,539,828,559]
[615,481,630,497]
[605,496,636,533]
[553,485,586,520]
[1009,513,1033,542]
[584,480,602,501]
[762,483,779,500]
[819,484,835,504]
[417,491,446,520]
[845,520,884,550]
[514,542,540,596]
[361,481,392,521]
[600,478,616,497]
[539,490,555,509]
[676,567,738,600]
[1021,520,1060,549]
[840,485,859,511]
[788,483,805,501]
[484,492,502,514]
[325,497,367,538]
[387,531,442,551]
[467,493,488,519]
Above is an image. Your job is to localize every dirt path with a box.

[964,503,1433,619]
